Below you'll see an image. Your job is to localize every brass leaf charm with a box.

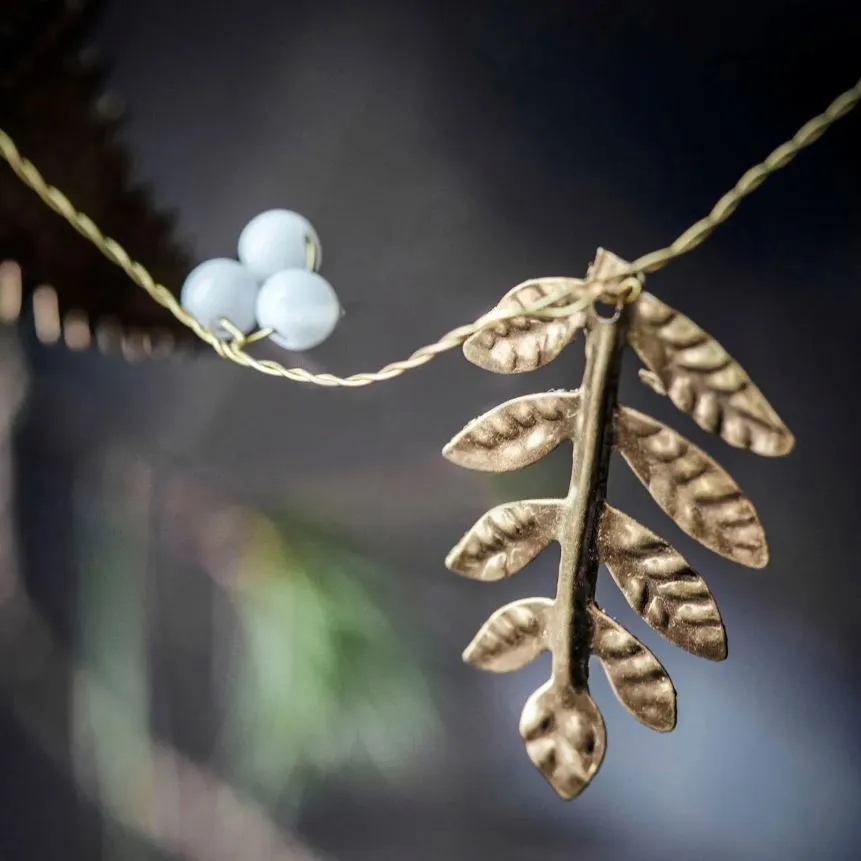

[443,391,579,472]
[463,597,553,672]
[628,292,794,456]
[463,278,589,373]
[590,605,677,732]
[597,504,727,661]
[442,248,792,801]
[446,500,561,580]
[519,681,606,800]
[615,406,768,568]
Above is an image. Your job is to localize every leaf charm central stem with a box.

[554,313,627,690]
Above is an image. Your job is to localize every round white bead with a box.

[237,209,321,279]
[255,269,340,351]
[180,258,260,338]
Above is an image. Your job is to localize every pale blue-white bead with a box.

[180,258,260,338]
[256,269,340,351]
[237,209,321,280]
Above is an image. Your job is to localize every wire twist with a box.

[1,78,859,387]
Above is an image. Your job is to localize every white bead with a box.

[180,258,260,338]
[237,209,321,280]
[256,269,340,351]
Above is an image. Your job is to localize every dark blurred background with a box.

[1,1,860,859]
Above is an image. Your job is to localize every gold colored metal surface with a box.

[628,292,795,455]
[443,392,580,472]
[446,500,560,581]
[463,597,553,672]
[590,605,676,732]
[443,248,794,800]
[615,406,768,568]
[597,505,726,660]
[463,277,589,373]
[519,682,606,800]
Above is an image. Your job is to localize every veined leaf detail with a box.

[590,605,677,732]
[519,681,606,799]
[446,500,561,580]
[463,278,589,374]
[463,598,553,672]
[597,505,727,661]
[443,391,579,472]
[615,406,768,568]
[628,292,794,456]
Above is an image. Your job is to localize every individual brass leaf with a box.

[443,391,579,472]
[446,500,561,581]
[628,291,794,456]
[597,504,727,661]
[590,605,677,732]
[463,277,589,373]
[519,681,606,800]
[615,406,768,568]
[463,597,554,672]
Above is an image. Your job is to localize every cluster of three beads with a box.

[181,209,341,351]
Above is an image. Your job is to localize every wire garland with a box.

[1,78,859,387]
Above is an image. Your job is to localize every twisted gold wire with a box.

[1,78,858,387]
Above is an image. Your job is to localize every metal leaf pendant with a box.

[442,248,794,799]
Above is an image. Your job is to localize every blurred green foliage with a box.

[75,465,437,823]
[227,512,438,805]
